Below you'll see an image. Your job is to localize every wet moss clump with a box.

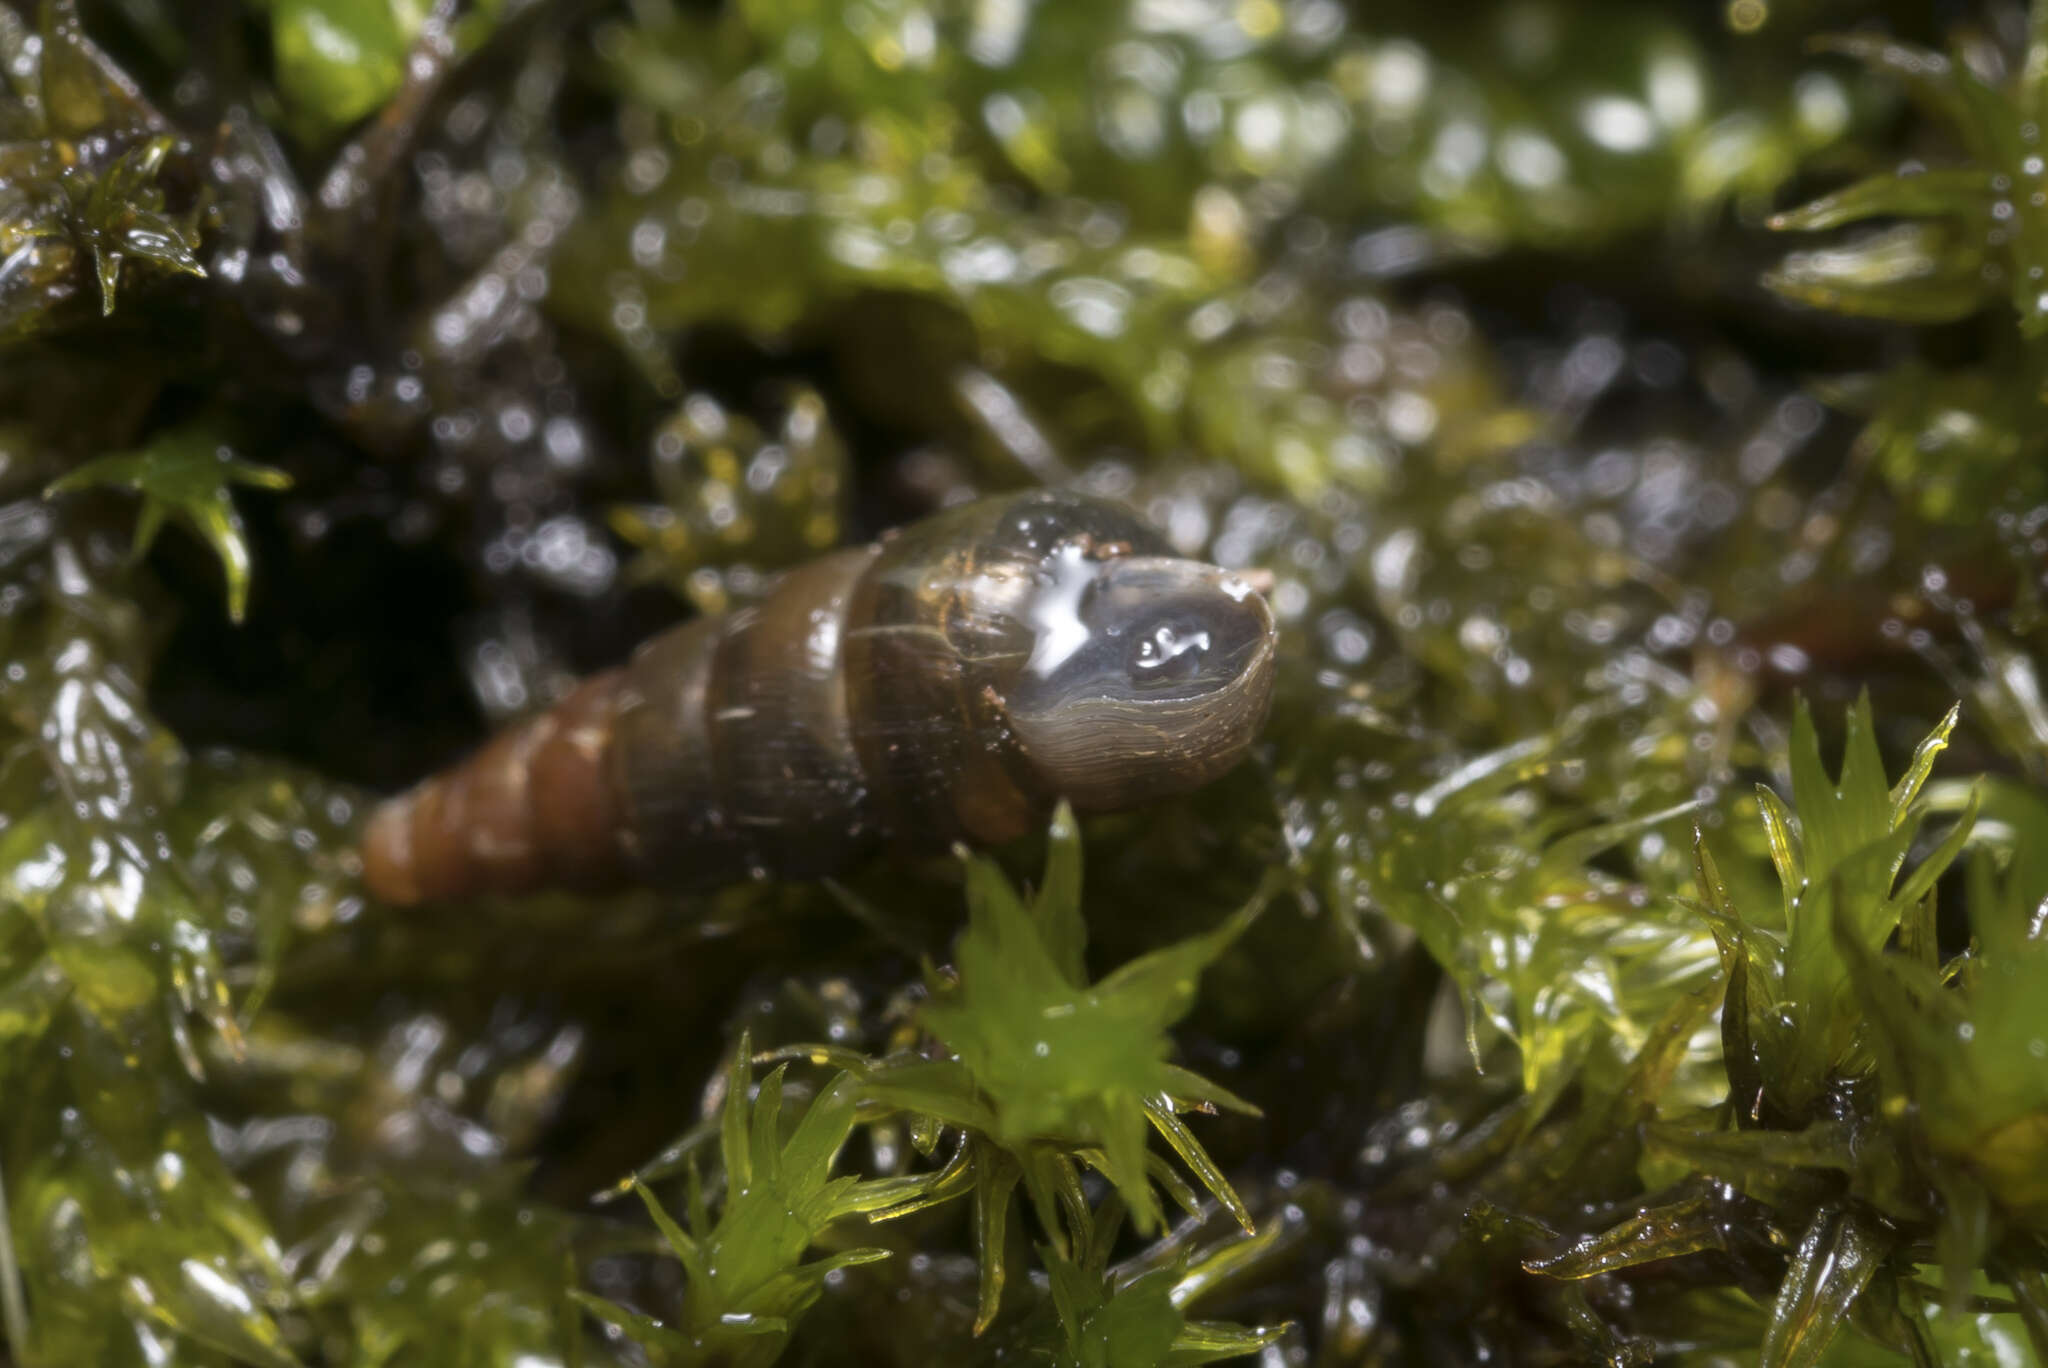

[4,0,2048,1364]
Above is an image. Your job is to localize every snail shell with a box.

[360,490,1278,904]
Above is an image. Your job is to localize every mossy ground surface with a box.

[4,1,2048,1365]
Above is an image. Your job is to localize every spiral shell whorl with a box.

[359,670,631,904]
[357,490,1278,906]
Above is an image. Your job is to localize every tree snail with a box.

[359,490,1279,904]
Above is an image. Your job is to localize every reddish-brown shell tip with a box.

[360,792,424,906]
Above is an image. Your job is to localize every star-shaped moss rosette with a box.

[1357,726,1718,1126]
[1841,777,2048,1282]
[1718,695,1975,1125]
[1764,15,2048,334]
[1516,698,2043,1367]
[46,425,291,622]
[1751,11,2048,524]
[785,806,1262,1334]
[65,133,207,319]
[0,1,206,335]
[572,1041,946,1368]
[986,1196,1285,1368]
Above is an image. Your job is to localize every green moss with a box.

[48,423,291,622]
[0,2,205,337]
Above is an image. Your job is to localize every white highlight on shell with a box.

[1023,543,1099,679]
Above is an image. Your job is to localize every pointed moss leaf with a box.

[1778,833,1913,1109]
[1409,732,1555,818]
[1029,1147,1093,1255]
[47,427,291,622]
[640,1054,922,1363]
[1764,222,1991,324]
[1690,834,1741,946]
[1742,697,1978,1113]
[777,1071,861,1194]
[840,1161,966,1220]
[1165,1220,1289,1312]
[595,1113,719,1199]
[1693,832,1774,1120]
[957,844,1071,990]
[36,1,156,131]
[1100,1089,1161,1237]
[1786,28,2048,334]
[1840,789,2048,1223]
[869,1136,976,1220]
[1157,1062,1259,1117]
[750,1063,788,1187]
[1138,1149,1204,1225]
[568,1289,694,1358]
[1785,695,1893,902]
[1042,1239,1091,1349]
[1545,1278,1647,1368]
[1756,785,1804,922]
[1525,1195,1728,1279]
[1142,1098,1251,1233]
[90,241,121,317]
[1768,169,1997,233]
[1889,784,1979,911]
[1625,980,1723,1117]
[1890,704,1961,826]
[1897,892,1942,973]
[685,1151,711,1241]
[1035,800,1086,986]
[721,1032,755,1195]
[755,1040,874,1075]
[1089,1192,1136,1278]
[81,136,205,314]
[1760,1206,1891,1368]
[1165,1320,1289,1362]
[1721,925,1767,1125]
[631,1179,701,1267]
[971,1147,1020,1334]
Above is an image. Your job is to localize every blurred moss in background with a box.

[4,0,2048,1363]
